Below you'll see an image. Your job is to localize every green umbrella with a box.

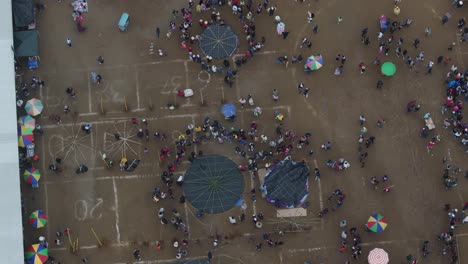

[381,62,396,76]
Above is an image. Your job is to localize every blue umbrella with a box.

[221,103,236,118]
[448,80,460,88]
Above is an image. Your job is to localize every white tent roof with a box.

[0,0,25,262]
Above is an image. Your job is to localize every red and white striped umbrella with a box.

[368,248,389,264]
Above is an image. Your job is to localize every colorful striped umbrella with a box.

[25,98,44,116]
[18,125,35,147]
[304,55,323,71]
[18,115,36,130]
[25,243,48,264]
[368,248,389,264]
[24,168,41,186]
[29,210,48,229]
[367,213,387,233]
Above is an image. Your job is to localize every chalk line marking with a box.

[87,72,92,113]
[79,112,98,116]
[43,106,291,129]
[183,60,192,106]
[40,59,190,75]
[44,183,51,240]
[313,159,324,230]
[184,202,191,238]
[456,237,462,264]
[455,32,466,69]
[112,178,121,243]
[42,174,155,184]
[249,170,257,215]
[135,66,141,109]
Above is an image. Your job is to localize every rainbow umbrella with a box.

[25,243,48,264]
[18,125,35,147]
[381,62,396,76]
[367,213,387,233]
[25,98,44,116]
[304,55,323,71]
[29,210,48,229]
[24,168,41,186]
[18,115,36,130]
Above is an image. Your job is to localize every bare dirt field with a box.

[19,0,468,263]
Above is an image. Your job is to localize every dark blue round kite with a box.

[199,24,238,59]
[183,155,244,214]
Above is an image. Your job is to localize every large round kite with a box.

[184,155,244,214]
[263,159,310,208]
[199,24,238,59]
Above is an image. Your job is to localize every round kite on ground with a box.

[199,24,238,59]
[262,159,310,208]
[381,62,396,76]
[183,155,244,214]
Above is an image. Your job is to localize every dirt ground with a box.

[19,0,468,263]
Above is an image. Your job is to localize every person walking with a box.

[66,38,72,47]
[376,80,384,89]
[272,89,279,101]
[314,168,321,181]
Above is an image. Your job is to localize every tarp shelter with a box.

[184,155,244,214]
[14,30,38,57]
[199,24,238,59]
[263,159,310,208]
[12,0,34,28]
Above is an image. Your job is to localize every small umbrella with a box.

[25,98,44,116]
[304,55,323,71]
[24,167,41,186]
[25,243,48,264]
[276,22,285,35]
[221,103,236,118]
[367,213,387,233]
[29,210,48,229]
[18,115,36,130]
[18,125,35,147]
[381,62,396,76]
[368,248,389,264]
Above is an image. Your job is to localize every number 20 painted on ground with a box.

[74,198,104,221]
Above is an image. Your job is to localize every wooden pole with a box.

[66,228,73,252]
[124,97,128,112]
[148,98,153,111]
[100,96,104,114]
[91,227,103,247]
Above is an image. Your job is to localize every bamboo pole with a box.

[91,227,103,247]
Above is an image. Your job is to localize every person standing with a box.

[97,56,104,64]
[359,115,366,125]
[426,61,434,74]
[66,38,72,47]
